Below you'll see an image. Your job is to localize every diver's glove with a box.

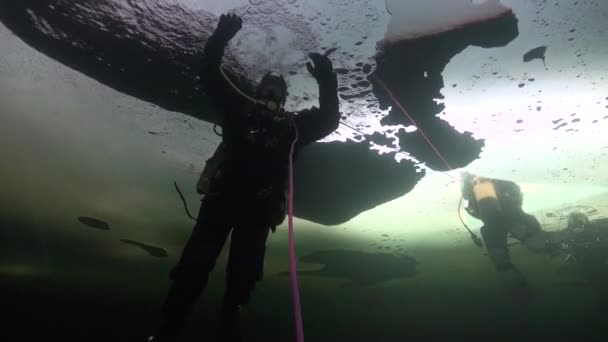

[213,13,243,43]
[307,53,337,87]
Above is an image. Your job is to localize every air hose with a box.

[458,196,484,248]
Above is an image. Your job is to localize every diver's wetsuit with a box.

[466,179,542,271]
[157,33,339,339]
[466,178,572,271]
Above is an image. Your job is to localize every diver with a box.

[460,172,576,300]
[561,212,608,264]
[148,12,340,342]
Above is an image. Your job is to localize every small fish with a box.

[523,46,547,67]
[77,216,110,230]
[120,239,168,258]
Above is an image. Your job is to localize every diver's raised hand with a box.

[306,52,336,84]
[214,13,242,42]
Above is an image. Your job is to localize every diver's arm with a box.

[199,33,244,112]
[199,14,249,116]
[294,55,340,146]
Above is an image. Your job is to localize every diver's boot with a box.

[148,286,197,342]
[217,303,243,342]
[496,264,533,304]
[145,316,182,342]
[146,324,180,342]
[146,336,172,342]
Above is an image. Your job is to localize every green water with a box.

[2,207,606,341]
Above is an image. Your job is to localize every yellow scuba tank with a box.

[461,172,498,202]
[460,172,500,219]
[472,176,498,202]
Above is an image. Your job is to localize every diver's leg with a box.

[155,196,232,340]
[217,221,271,341]
[478,199,532,301]
[480,224,512,271]
[477,198,512,271]
[481,221,531,301]
[253,226,272,283]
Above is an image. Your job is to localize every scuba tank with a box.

[197,142,228,195]
[461,172,523,216]
[461,172,499,203]
[472,177,499,202]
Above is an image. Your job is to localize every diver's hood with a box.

[257,72,288,102]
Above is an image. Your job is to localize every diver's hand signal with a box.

[215,13,243,42]
[306,52,335,83]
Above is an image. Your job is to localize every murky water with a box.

[1,0,607,340]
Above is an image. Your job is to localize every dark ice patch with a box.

[279,250,418,288]
[0,0,229,123]
[77,216,109,230]
[395,126,484,171]
[0,0,512,225]
[368,9,517,171]
[523,46,547,66]
[294,141,424,225]
[356,80,371,88]
[120,239,168,258]
[0,0,417,226]
[334,68,350,75]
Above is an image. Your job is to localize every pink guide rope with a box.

[287,115,304,342]
[283,75,460,342]
[220,63,305,341]
[371,74,454,172]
